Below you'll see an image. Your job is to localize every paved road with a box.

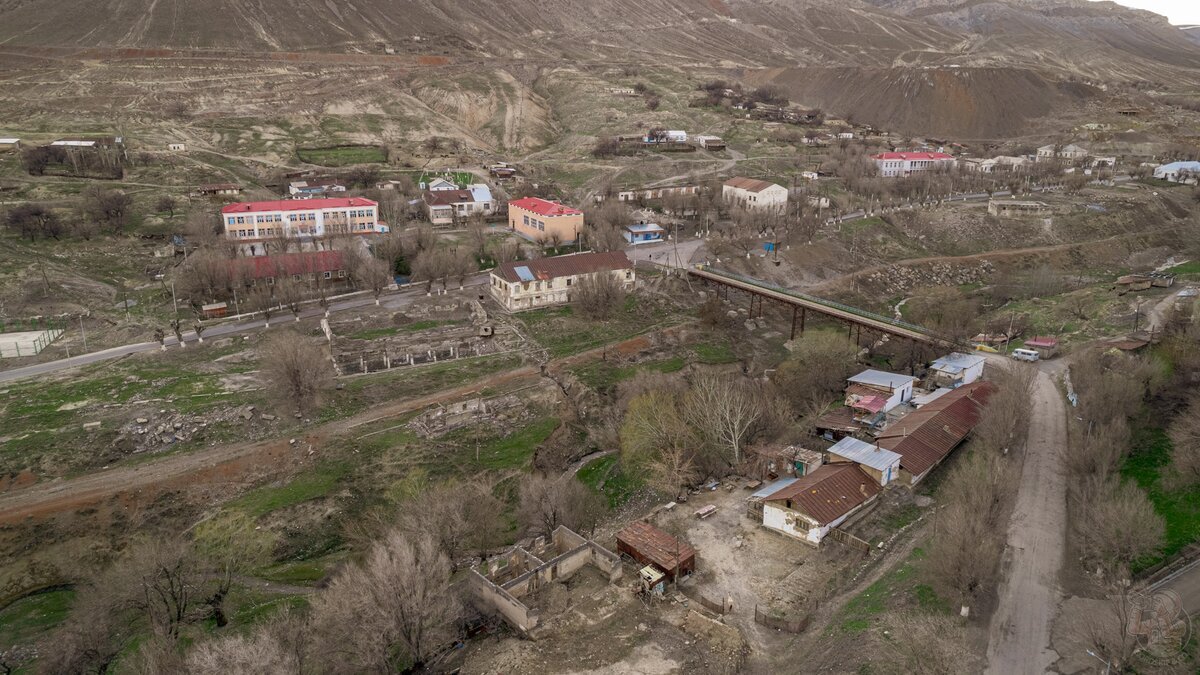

[1155,557,1200,615]
[0,275,489,385]
[986,365,1069,675]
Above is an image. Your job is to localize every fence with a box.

[686,590,729,615]
[753,604,809,634]
[825,528,873,555]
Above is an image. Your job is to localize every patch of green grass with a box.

[257,562,329,586]
[570,356,686,390]
[1166,260,1200,277]
[1122,423,1200,564]
[231,593,309,627]
[518,298,673,358]
[692,341,736,364]
[472,417,560,470]
[577,455,642,507]
[230,463,348,518]
[0,587,75,648]
[881,504,922,532]
[296,145,386,166]
[836,547,937,634]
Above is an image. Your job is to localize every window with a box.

[226,217,235,226]
[292,274,301,281]
[625,271,632,279]
[566,278,572,287]
[323,271,332,280]
[338,270,346,278]
[267,277,275,285]
[523,215,530,226]
[236,216,245,224]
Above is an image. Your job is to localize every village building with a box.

[612,185,699,203]
[825,436,902,487]
[871,151,955,177]
[622,222,665,245]
[489,251,634,312]
[167,142,186,152]
[1036,143,1088,162]
[0,138,20,150]
[616,521,696,581]
[1153,161,1200,184]
[228,250,348,286]
[424,176,461,191]
[469,526,623,635]
[1090,156,1117,169]
[875,381,995,485]
[753,464,882,546]
[846,369,917,414]
[1022,336,1059,359]
[928,352,987,388]
[988,199,1050,217]
[508,197,584,244]
[800,171,819,181]
[219,197,385,251]
[423,187,492,226]
[489,165,518,179]
[696,135,726,150]
[745,445,824,482]
[959,155,1031,173]
[288,177,347,198]
[722,177,788,212]
[644,130,688,144]
[1114,272,1174,294]
[51,136,123,148]
[197,183,243,197]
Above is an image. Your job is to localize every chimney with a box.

[859,483,869,498]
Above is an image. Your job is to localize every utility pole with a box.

[171,280,178,317]
[79,314,88,352]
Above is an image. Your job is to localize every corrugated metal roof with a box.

[762,464,881,526]
[911,387,953,407]
[849,369,917,391]
[875,381,995,478]
[827,437,901,473]
[751,477,798,500]
[931,352,985,373]
[493,251,633,284]
[724,176,781,193]
[616,521,695,572]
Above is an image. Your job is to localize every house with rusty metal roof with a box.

[756,463,881,547]
[875,381,995,486]
[489,251,634,312]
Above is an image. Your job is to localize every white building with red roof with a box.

[871,151,955,177]
[219,197,386,253]
[489,251,633,312]
[507,197,584,244]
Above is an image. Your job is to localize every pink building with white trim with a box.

[871,151,956,177]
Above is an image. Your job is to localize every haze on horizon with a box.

[1092,0,1200,25]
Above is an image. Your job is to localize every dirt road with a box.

[0,366,538,524]
[985,367,1068,674]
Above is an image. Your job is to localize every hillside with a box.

[0,0,1198,139]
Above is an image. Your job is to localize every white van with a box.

[1011,348,1040,362]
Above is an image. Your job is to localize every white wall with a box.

[762,503,826,546]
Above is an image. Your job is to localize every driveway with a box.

[985,366,1068,674]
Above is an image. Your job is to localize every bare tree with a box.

[396,480,504,569]
[349,251,393,305]
[684,374,761,465]
[1168,392,1200,488]
[410,248,449,295]
[1072,476,1164,577]
[185,629,299,675]
[771,331,860,408]
[518,474,606,538]
[192,512,277,627]
[574,272,626,320]
[882,612,980,675]
[309,532,460,670]
[80,186,133,233]
[247,283,277,328]
[4,204,63,240]
[647,444,699,501]
[259,330,334,415]
[274,276,306,322]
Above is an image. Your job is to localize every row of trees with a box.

[4,187,133,240]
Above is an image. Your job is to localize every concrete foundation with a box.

[0,329,63,358]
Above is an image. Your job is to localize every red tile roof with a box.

[763,464,881,526]
[616,521,696,574]
[230,251,345,280]
[872,152,954,161]
[875,381,996,479]
[508,197,582,217]
[723,176,781,193]
[493,251,632,283]
[1023,336,1059,348]
[221,197,376,214]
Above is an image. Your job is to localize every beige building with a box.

[722,177,788,212]
[508,197,584,244]
[490,251,634,312]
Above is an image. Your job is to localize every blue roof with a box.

[514,266,535,282]
[469,184,493,203]
[751,477,798,499]
[1157,161,1200,172]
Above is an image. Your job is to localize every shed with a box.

[826,437,902,486]
[616,521,695,580]
[847,369,917,412]
[1023,336,1059,358]
[622,222,665,245]
[928,352,986,388]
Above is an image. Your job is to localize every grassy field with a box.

[229,462,349,518]
[518,296,680,358]
[1122,423,1200,566]
[577,455,642,508]
[835,547,947,634]
[416,170,474,188]
[296,144,386,166]
[0,587,75,649]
